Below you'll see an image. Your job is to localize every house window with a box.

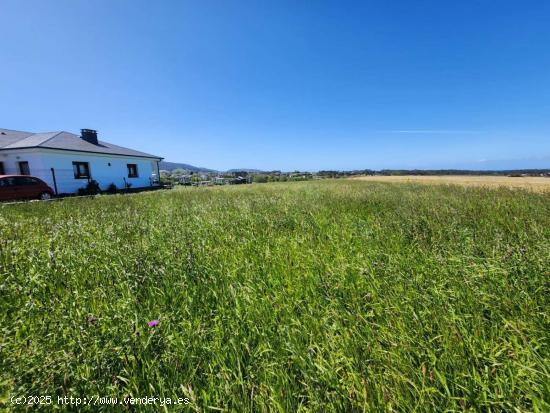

[18,161,30,175]
[127,164,138,178]
[73,161,90,179]
[0,162,4,175]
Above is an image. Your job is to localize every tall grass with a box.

[1,181,549,411]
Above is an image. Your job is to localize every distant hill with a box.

[226,168,264,173]
[160,162,266,174]
[458,156,550,171]
[159,161,216,173]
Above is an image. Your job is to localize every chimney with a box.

[81,129,98,145]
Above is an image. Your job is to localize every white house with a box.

[0,128,163,194]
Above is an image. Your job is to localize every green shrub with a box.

[77,179,101,196]
[105,183,118,194]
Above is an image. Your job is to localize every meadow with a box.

[352,175,550,192]
[0,180,549,412]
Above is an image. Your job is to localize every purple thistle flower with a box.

[147,319,159,328]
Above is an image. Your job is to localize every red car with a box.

[0,175,55,201]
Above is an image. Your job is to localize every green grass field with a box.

[1,181,549,412]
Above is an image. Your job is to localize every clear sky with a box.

[1,1,549,171]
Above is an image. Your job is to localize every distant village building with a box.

[179,175,193,185]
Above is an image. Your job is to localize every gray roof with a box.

[0,128,162,160]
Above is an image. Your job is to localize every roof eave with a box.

[0,146,163,160]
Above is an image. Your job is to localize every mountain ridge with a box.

[159,161,216,173]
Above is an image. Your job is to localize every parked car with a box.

[0,175,55,201]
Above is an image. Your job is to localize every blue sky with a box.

[1,1,549,171]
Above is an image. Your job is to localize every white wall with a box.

[0,148,160,194]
